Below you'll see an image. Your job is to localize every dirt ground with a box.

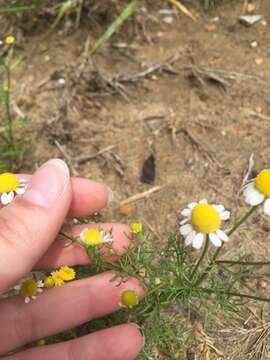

[2,0,270,358]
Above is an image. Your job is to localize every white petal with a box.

[263,198,270,215]
[14,285,21,291]
[181,208,191,217]
[180,218,189,225]
[25,297,31,304]
[184,230,196,246]
[19,178,28,183]
[213,204,225,213]
[16,187,26,195]
[188,202,197,210]
[1,192,14,205]
[199,199,207,204]
[32,295,37,300]
[180,224,192,236]
[245,190,265,206]
[192,233,205,249]
[209,233,222,247]
[243,182,255,192]
[220,211,230,220]
[216,229,229,242]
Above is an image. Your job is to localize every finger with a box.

[3,324,143,360]
[0,273,144,354]
[36,223,132,269]
[0,159,72,293]
[8,175,112,217]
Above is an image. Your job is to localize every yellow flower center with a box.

[44,276,55,288]
[19,279,38,297]
[58,266,76,281]
[131,223,142,234]
[0,173,20,193]
[5,35,15,45]
[255,169,270,197]
[51,271,64,286]
[82,229,102,246]
[191,203,221,234]
[121,289,139,309]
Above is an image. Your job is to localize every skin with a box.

[0,173,143,359]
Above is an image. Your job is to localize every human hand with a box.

[0,159,143,359]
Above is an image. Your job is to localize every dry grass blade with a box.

[168,0,197,22]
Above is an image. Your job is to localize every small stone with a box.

[211,16,220,23]
[205,24,217,32]
[258,279,268,289]
[163,16,174,24]
[157,31,164,38]
[119,204,134,216]
[44,55,50,62]
[250,41,258,48]
[185,159,193,167]
[58,78,66,85]
[256,105,262,113]
[255,57,263,65]
[221,130,226,136]
[239,15,263,26]
[261,20,268,26]
[247,3,256,13]
[151,75,158,81]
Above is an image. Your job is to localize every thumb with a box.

[0,159,71,293]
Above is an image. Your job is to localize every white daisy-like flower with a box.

[0,172,27,205]
[80,228,113,247]
[14,278,44,304]
[243,169,270,215]
[179,199,230,249]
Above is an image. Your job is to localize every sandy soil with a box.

[2,1,270,358]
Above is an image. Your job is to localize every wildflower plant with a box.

[2,167,270,358]
[0,35,29,171]
[57,168,270,358]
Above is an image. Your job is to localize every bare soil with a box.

[3,1,270,358]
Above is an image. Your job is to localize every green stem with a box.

[200,287,270,303]
[59,231,78,243]
[194,206,257,287]
[216,260,270,266]
[190,235,210,281]
[3,63,15,151]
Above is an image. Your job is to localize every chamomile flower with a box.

[0,173,27,205]
[5,35,15,45]
[14,278,43,303]
[120,289,139,309]
[131,223,142,234]
[80,228,113,247]
[44,276,54,288]
[243,169,270,215]
[51,271,64,286]
[58,266,76,281]
[179,199,230,249]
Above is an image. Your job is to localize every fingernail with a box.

[23,159,70,207]
[106,186,114,204]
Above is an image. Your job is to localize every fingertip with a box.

[69,177,112,217]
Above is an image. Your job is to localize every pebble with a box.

[58,78,66,85]
[255,57,263,65]
[258,279,268,289]
[185,159,193,167]
[239,15,263,27]
[163,16,174,24]
[250,41,258,48]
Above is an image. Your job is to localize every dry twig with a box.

[120,186,165,206]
